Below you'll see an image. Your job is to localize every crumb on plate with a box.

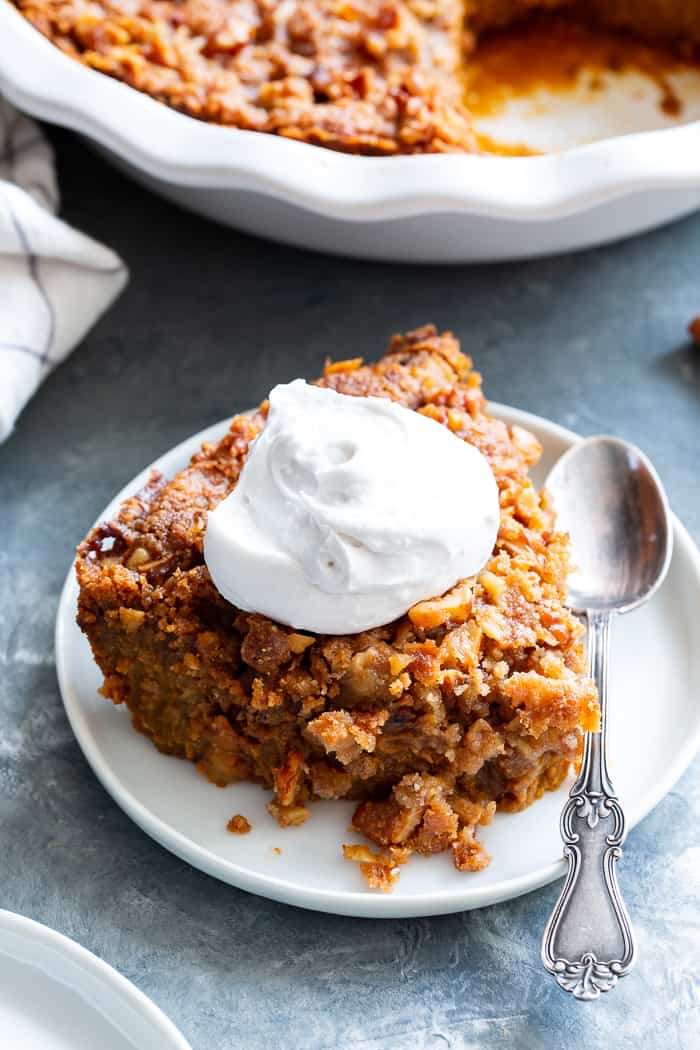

[343,844,401,892]
[227,814,252,835]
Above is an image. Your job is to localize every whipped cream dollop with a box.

[204,380,500,634]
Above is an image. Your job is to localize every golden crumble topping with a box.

[76,325,599,890]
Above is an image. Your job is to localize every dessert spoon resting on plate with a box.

[541,436,673,1000]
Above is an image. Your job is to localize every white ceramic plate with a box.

[3,3,700,262]
[55,406,700,918]
[0,910,191,1049]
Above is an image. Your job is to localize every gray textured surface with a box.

[1,128,699,1049]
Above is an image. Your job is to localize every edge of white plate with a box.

[3,3,700,226]
[55,406,700,917]
[0,910,192,1049]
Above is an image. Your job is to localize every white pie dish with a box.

[0,910,191,1050]
[54,405,700,918]
[3,2,700,262]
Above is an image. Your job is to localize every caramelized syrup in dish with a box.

[466,13,700,153]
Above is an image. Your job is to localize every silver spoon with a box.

[541,436,673,1000]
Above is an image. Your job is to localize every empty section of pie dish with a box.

[2,2,700,261]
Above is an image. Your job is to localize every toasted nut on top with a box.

[287,632,315,654]
[323,357,364,375]
[408,581,472,630]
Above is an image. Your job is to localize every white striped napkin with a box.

[0,99,128,442]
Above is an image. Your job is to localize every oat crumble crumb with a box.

[227,814,252,835]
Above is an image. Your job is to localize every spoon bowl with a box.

[546,436,673,615]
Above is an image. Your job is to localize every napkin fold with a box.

[0,99,128,442]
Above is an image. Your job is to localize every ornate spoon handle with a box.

[541,612,637,1000]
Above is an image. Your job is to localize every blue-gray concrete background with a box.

[1,129,698,1049]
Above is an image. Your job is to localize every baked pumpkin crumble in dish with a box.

[75,326,599,891]
[12,0,700,156]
